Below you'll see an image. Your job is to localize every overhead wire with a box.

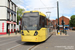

[18,0,27,5]
[39,0,57,19]
[40,0,47,7]
[40,0,50,10]
[40,0,57,9]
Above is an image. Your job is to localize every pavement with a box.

[54,30,74,36]
[66,29,75,31]
[34,31,75,50]
[0,33,21,38]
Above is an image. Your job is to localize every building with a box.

[51,20,56,29]
[0,0,17,34]
[51,16,70,30]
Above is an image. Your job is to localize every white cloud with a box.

[65,16,70,19]
[17,4,26,10]
[58,0,75,18]
[60,0,75,8]
[74,12,75,14]
[12,0,23,4]
[26,6,30,9]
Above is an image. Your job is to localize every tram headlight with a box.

[22,31,24,35]
[34,31,38,36]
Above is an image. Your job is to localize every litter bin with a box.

[58,30,60,35]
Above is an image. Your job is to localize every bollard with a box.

[58,30,60,35]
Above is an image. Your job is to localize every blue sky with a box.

[12,0,75,20]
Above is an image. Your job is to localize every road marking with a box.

[0,40,19,46]
[7,43,24,50]
[31,45,39,50]
[27,45,34,50]
[27,45,39,50]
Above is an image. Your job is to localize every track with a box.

[8,43,39,50]
[9,35,53,50]
[0,32,54,50]
[7,43,24,50]
[28,45,38,50]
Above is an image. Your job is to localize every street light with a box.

[46,11,51,19]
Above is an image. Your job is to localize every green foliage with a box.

[17,7,25,25]
[70,15,75,27]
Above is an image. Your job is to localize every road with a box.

[0,31,75,50]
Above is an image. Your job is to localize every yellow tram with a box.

[21,11,51,42]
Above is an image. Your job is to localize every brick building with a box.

[51,16,70,30]
[0,0,17,34]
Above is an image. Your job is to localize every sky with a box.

[12,0,75,20]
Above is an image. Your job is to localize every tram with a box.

[21,11,51,42]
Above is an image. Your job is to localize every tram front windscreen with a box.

[22,12,39,30]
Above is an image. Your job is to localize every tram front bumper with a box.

[21,36,39,42]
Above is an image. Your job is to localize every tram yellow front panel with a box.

[21,36,38,42]
[21,28,48,42]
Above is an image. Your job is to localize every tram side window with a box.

[39,16,45,28]
[45,17,47,27]
[39,16,42,28]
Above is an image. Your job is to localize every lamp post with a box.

[57,0,59,31]
[46,11,51,19]
[46,11,51,25]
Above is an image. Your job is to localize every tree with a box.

[17,7,25,25]
[70,15,75,27]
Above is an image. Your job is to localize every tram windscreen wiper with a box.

[24,26,29,33]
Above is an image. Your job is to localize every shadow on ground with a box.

[16,34,53,46]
